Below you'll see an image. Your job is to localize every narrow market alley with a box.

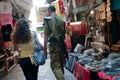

[1,56,76,80]
[1,0,120,80]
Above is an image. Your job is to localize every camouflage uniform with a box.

[44,14,65,80]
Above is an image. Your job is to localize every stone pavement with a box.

[1,58,76,80]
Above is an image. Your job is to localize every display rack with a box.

[0,54,6,72]
[0,53,17,74]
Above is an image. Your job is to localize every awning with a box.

[46,0,56,4]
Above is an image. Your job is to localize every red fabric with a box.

[65,35,72,49]
[59,0,65,14]
[98,71,114,80]
[12,19,17,27]
[0,13,13,27]
[70,22,87,35]
[0,21,1,26]
[74,62,90,80]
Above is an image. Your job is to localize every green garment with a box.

[44,14,65,80]
[44,15,65,41]
[50,44,65,80]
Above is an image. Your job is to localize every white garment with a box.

[0,2,12,14]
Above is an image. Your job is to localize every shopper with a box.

[44,6,66,80]
[12,19,39,80]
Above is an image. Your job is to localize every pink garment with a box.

[0,13,13,27]
[12,19,17,27]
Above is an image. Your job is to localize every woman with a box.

[12,19,39,80]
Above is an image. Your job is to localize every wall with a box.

[36,7,48,22]
[111,0,120,44]
[24,10,30,19]
[111,0,120,11]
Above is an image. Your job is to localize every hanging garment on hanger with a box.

[1,24,13,42]
[0,2,12,14]
[0,13,13,26]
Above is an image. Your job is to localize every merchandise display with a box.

[65,34,72,49]
[78,49,120,73]
[65,53,78,73]
[74,43,84,53]
[67,44,120,79]
[71,33,85,51]
[0,1,17,74]
[74,50,120,79]
[0,14,13,26]
[59,0,65,14]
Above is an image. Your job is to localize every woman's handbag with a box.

[33,32,46,65]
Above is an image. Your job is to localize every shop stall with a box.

[0,0,33,74]
[0,1,17,74]
[62,0,120,80]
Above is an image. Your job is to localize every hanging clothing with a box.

[13,13,25,20]
[12,19,17,27]
[0,14,13,26]
[0,2,12,14]
[1,24,12,42]
[59,0,65,14]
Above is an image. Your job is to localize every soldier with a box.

[44,6,66,80]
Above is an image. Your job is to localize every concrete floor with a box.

[1,58,76,80]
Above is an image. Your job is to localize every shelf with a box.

[0,66,5,72]
[8,64,16,72]
[0,54,17,74]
